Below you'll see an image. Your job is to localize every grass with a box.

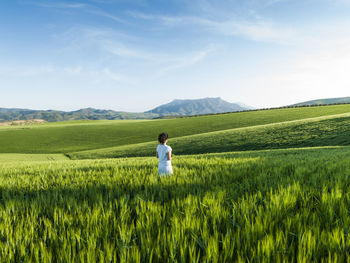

[3,104,350,261]
[1,104,350,154]
[1,147,350,261]
[0,154,68,163]
[68,113,350,159]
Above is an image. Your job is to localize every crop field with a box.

[1,104,350,154]
[2,105,350,261]
[0,154,68,163]
[69,113,350,159]
[0,147,350,261]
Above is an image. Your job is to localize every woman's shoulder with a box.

[157,144,172,151]
[156,144,165,149]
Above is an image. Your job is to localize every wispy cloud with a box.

[53,25,214,75]
[32,2,87,9]
[127,10,155,20]
[101,68,137,84]
[156,46,215,75]
[32,1,128,24]
[129,11,296,45]
[100,40,152,60]
[201,18,296,44]
[98,32,215,74]
[85,8,129,24]
[37,1,298,46]
[102,68,123,81]
[52,26,139,57]
[0,64,135,86]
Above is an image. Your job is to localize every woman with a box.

[156,132,173,176]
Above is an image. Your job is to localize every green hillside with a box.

[2,104,350,261]
[2,104,350,154]
[68,112,350,159]
[293,96,350,106]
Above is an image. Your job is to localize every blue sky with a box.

[1,0,350,111]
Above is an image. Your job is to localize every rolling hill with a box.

[146,97,250,116]
[68,112,350,159]
[1,104,350,157]
[293,96,350,106]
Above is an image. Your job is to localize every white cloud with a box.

[52,25,215,77]
[86,9,128,24]
[127,10,155,20]
[33,2,87,9]
[33,1,127,24]
[209,19,296,44]
[103,68,122,81]
[100,40,152,60]
[52,26,144,59]
[102,68,136,84]
[156,46,214,75]
[129,12,297,45]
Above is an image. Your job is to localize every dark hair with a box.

[158,132,168,144]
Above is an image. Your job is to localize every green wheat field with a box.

[2,104,350,262]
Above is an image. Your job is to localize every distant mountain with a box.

[0,107,157,123]
[145,97,251,116]
[293,97,350,106]
[0,98,252,123]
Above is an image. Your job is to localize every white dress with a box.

[156,144,173,176]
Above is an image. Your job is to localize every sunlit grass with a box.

[0,154,68,162]
[1,147,350,261]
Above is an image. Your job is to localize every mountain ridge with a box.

[0,97,251,122]
[146,97,250,116]
[0,107,157,122]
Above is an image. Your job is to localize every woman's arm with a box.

[167,151,172,160]
[156,152,159,159]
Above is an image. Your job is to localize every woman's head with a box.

[158,132,168,144]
